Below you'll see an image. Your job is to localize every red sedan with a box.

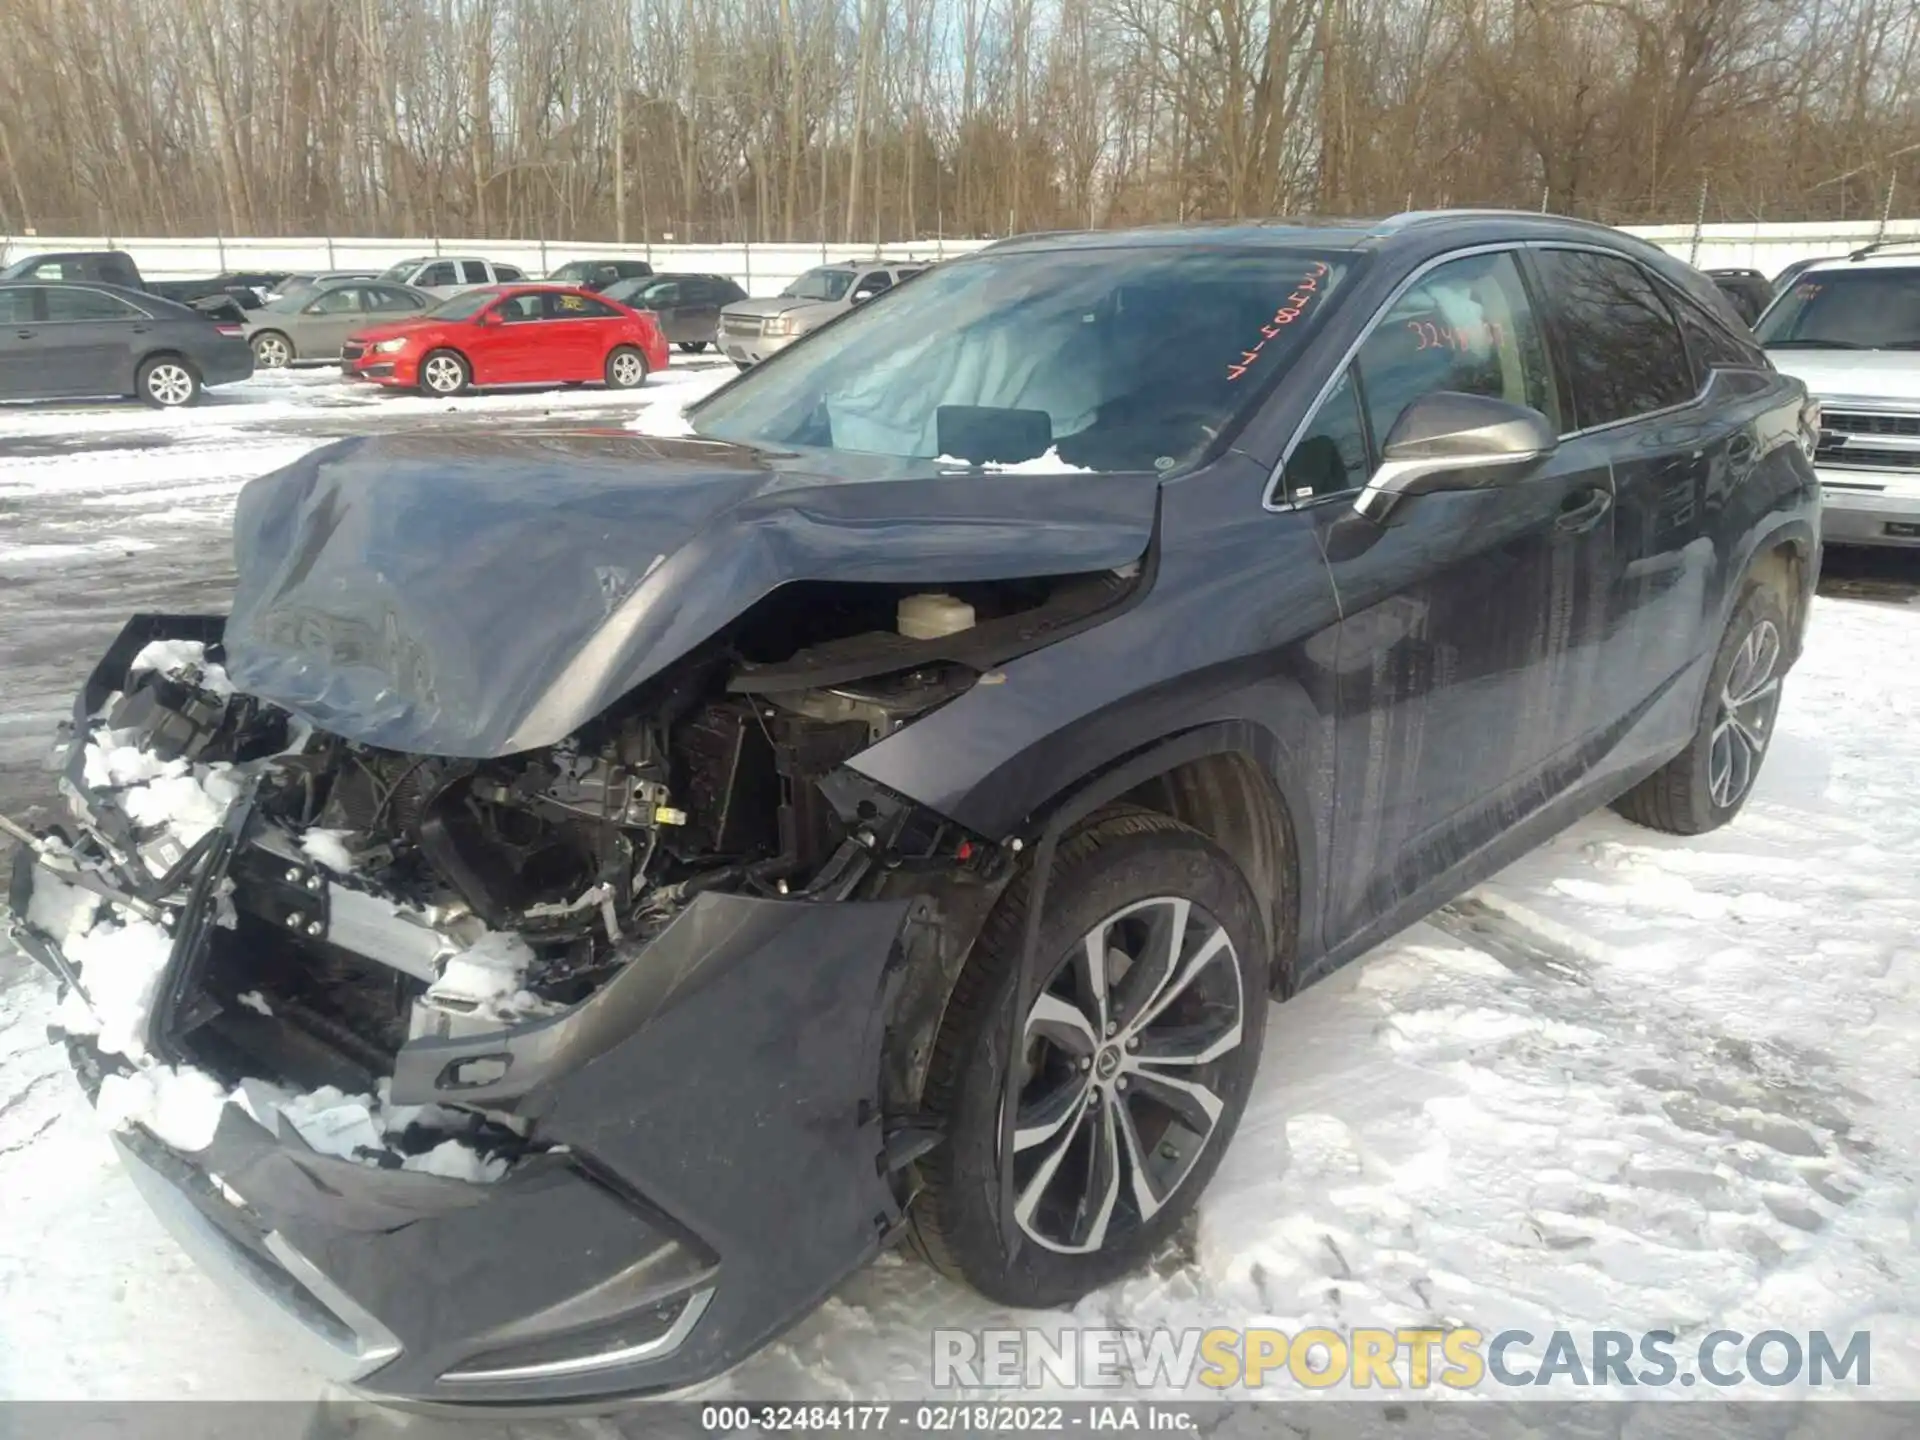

[342,284,669,395]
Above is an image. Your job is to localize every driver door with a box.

[1281,247,1619,948]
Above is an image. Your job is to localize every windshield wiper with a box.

[1765,339,1867,349]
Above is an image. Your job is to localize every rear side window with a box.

[1534,250,1695,428]
[365,286,425,312]
[547,293,620,319]
[1668,291,1767,387]
[1353,250,1561,445]
[305,287,363,315]
[46,287,141,321]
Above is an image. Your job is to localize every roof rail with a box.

[1845,238,1920,261]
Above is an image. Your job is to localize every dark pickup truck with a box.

[0,250,283,324]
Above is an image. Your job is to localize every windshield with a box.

[379,260,425,281]
[549,262,590,281]
[781,267,855,302]
[424,290,496,321]
[1756,268,1920,349]
[694,246,1356,472]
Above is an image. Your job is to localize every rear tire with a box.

[679,340,708,353]
[909,809,1267,1308]
[250,331,293,368]
[605,345,649,389]
[1612,582,1789,835]
[138,355,200,408]
[418,349,470,397]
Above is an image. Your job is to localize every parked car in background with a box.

[0,280,252,406]
[243,278,436,368]
[718,259,926,367]
[343,284,667,395]
[6,212,1818,1407]
[376,257,528,299]
[601,272,746,351]
[265,270,381,304]
[1706,267,1772,325]
[546,258,655,291]
[1757,243,1920,548]
[0,250,261,323]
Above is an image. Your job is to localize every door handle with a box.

[1555,486,1613,533]
[15,329,32,339]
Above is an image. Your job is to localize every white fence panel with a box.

[3,222,1917,295]
[0,234,991,296]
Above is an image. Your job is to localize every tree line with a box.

[2,0,1916,244]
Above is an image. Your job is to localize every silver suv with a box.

[1757,242,1920,548]
[719,260,927,367]
[376,256,528,300]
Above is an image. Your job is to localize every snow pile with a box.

[424,929,552,1023]
[129,638,234,697]
[297,828,357,874]
[935,446,1093,474]
[230,1080,509,1182]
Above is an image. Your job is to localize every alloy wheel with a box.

[423,355,465,393]
[1008,895,1244,1255]
[145,363,195,406]
[252,334,291,368]
[610,350,646,387]
[1709,618,1781,808]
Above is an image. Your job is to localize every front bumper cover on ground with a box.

[14,816,914,1405]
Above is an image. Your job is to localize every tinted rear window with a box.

[1534,249,1695,426]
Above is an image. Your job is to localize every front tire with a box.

[250,331,293,368]
[138,355,200,408]
[605,345,649,389]
[1613,582,1789,834]
[910,810,1268,1308]
[418,349,470,397]
[679,340,708,353]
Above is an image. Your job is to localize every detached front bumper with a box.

[11,760,912,1404]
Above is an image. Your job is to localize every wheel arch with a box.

[133,349,198,398]
[420,344,472,386]
[1732,517,1817,666]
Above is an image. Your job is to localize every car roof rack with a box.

[1844,238,1920,261]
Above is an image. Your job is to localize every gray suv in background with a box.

[719,259,926,367]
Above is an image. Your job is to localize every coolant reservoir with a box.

[897,592,976,640]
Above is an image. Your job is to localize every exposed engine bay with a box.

[14,568,1136,1164]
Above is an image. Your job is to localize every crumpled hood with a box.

[222,430,1158,756]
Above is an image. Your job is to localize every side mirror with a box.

[1354,392,1558,523]
[476,311,501,327]
[850,289,877,305]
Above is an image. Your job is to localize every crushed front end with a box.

[3,612,998,1404]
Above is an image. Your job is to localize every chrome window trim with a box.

[1264,238,1715,512]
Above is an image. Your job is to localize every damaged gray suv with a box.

[6,212,1818,1407]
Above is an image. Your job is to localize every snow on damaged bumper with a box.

[5,614,927,1403]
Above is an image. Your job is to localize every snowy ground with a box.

[1,374,1917,1408]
